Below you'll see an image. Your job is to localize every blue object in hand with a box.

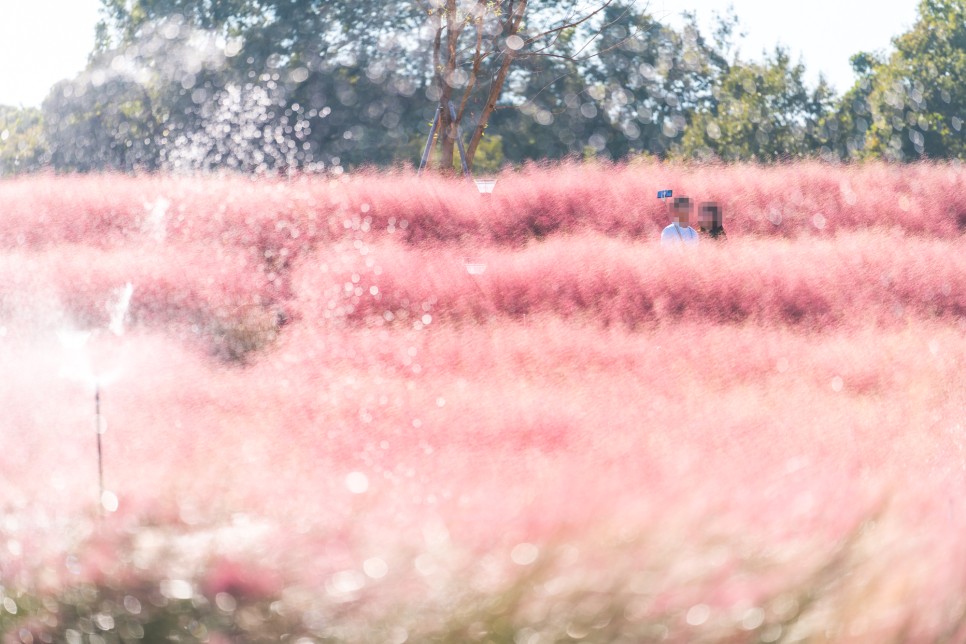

[657,189,673,199]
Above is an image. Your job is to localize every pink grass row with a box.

[0,164,964,640]
[1,162,964,251]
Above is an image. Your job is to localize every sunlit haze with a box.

[0,0,920,107]
[0,0,102,107]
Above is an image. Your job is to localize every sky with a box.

[0,0,921,108]
[658,0,920,93]
[0,0,103,107]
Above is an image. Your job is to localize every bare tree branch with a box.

[438,0,463,171]
[426,0,635,172]
[521,0,617,49]
[465,0,529,166]
[457,13,485,125]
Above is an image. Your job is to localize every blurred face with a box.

[698,203,722,230]
[673,206,690,227]
[698,207,712,230]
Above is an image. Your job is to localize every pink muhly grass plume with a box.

[289,233,966,330]
[0,163,964,640]
[1,161,964,251]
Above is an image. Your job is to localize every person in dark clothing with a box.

[698,201,727,240]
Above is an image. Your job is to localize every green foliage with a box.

[98,0,276,46]
[586,9,719,158]
[1,579,303,642]
[12,0,954,170]
[816,73,875,161]
[0,106,47,175]
[43,74,164,172]
[404,128,503,174]
[493,7,730,163]
[0,513,901,643]
[467,133,504,174]
[850,0,966,160]
[678,49,834,161]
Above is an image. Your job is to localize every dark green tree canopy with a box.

[0,106,46,175]
[850,0,966,160]
[8,0,966,175]
[679,48,834,162]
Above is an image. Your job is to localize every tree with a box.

[47,15,323,173]
[678,48,833,161]
[490,7,729,162]
[0,106,47,175]
[94,0,640,172]
[491,50,613,163]
[585,8,731,158]
[45,18,229,172]
[856,0,966,160]
[419,0,636,171]
[92,1,435,171]
[85,0,922,170]
[813,53,880,161]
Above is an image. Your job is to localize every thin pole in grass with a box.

[92,379,120,517]
[95,381,104,514]
[58,282,131,517]
[418,101,472,177]
[417,105,442,176]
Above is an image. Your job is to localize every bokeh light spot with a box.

[346,471,369,494]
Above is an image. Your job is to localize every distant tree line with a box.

[1,0,964,175]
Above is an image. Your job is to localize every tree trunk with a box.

[436,0,460,173]
[465,0,528,170]
[426,0,611,172]
[465,54,515,169]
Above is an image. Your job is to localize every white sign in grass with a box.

[474,179,496,195]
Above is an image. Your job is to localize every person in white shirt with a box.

[661,197,698,246]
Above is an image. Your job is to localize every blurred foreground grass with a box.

[2,506,960,643]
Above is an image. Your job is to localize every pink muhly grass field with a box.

[3,160,965,248]
[0,163,964,641]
